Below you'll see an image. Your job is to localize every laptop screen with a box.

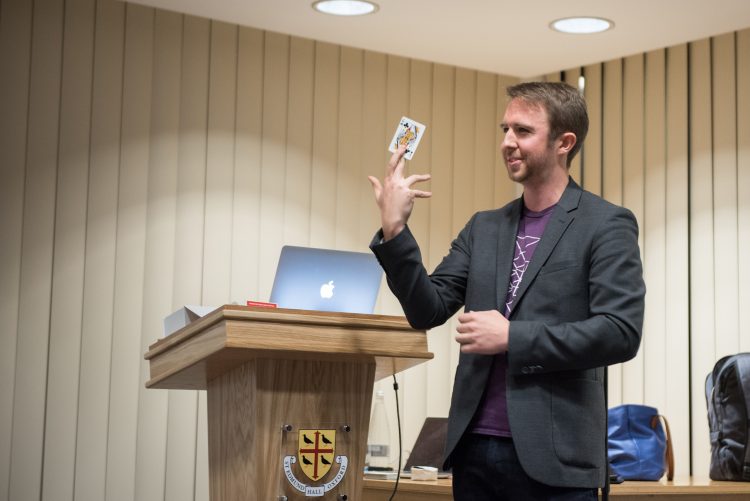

[404,417,449,472]
[269,246,383,314]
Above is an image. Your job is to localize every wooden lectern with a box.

[145,305,432,500]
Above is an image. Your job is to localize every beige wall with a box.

[1,0,749,499]
[562,34,750,477]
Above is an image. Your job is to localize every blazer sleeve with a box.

[507,207,645,375]
[369,218,475,330]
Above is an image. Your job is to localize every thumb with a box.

[367,176,382,198]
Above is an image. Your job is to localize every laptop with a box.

[269,245,383,314]
[403,417,451,477]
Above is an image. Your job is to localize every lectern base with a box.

[207,358,376,500]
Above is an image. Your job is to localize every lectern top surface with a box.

[143,306,432,389]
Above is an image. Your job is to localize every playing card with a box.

[388,116,427,160]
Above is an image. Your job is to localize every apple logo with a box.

[320,280,335,299]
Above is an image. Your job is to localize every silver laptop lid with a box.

[269,246,383,314]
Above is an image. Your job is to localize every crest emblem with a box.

[298,429,336,481]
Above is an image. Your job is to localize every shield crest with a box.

[298,429,336,481]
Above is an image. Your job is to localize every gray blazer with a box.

[370,178,645,488]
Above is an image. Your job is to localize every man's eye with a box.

[501,126,509,133]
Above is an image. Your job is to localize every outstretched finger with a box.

[404,173,431,187]
[411,190,432,198]
[387,144,408,175]
[393,148,408,177]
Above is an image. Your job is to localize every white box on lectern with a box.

[163,305,216,337]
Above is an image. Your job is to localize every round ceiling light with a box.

[312,0,378,16]
[550,17,613,34]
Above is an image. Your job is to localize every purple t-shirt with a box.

[470,203,556,437]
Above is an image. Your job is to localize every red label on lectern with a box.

[246,300,278,308]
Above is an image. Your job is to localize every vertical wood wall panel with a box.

[105,5,153,501]
[689,38,715,477]
[231,26,264,301]
[9,0,64,498]
[335,47,365,251]
[258,32,289,297]
[602,60,624,207]
[474,72,497,213]
[309,42,339,249]
[642,49,667,413]
[6,0,750,493]
[203,21,238,305]
[74,2,125,500]
[665,43,690,476]
[171,14,210,501]
[134,9,181,501]
[0,0,32,497]
[283,37,315,249]
[711,33,739,357]
[42,1,96,500]
[738,29,750,353]
[172,14,209,311]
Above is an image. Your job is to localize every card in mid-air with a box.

[388,116,426,160]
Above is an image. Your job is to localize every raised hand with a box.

[367,144,432,241]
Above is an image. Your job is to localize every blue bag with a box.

[607,404,674,481]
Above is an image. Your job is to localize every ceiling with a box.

[130,0,750,78]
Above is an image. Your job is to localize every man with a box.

[367,82,645,500]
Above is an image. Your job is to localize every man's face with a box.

[500,98,557,185]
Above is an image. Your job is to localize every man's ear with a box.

[557,132,577,155]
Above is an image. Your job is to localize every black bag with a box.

[705,353,750,481]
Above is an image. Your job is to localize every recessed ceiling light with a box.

[550,17,613,34]
[312,0,378,16]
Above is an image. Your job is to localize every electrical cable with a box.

[388,375,402,501]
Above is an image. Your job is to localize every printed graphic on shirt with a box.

[504,234,541,316]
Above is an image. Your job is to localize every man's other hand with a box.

[455,310,509,355]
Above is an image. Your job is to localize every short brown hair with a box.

[506,81,588,167]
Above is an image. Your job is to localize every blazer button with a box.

[521,366,530,374]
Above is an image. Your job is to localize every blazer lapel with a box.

[507,178,582,317]
[495,198,523,312]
